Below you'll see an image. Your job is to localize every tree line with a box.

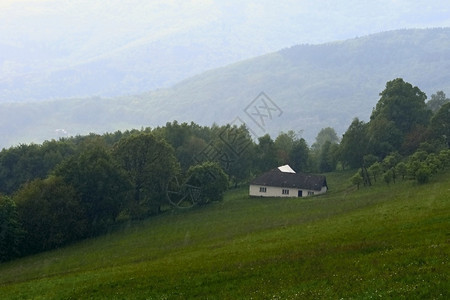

[339,79,450,188]
[1,78,449,262]
[0,122,308,261]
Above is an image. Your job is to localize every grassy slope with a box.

[0,170,448,299]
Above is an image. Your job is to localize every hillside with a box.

[1,28,450,148]
[3,1,449,103]
[0,170,448,298]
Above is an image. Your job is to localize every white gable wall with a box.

[249,185,327,198]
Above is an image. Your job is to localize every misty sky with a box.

[2,0,450,52]
[1,0,450,95]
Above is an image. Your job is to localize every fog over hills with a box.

[1,28,450,148]
[1,0,450,102]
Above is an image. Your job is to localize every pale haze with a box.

[1,0,450,101]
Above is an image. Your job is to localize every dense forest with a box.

[1,78,450,262]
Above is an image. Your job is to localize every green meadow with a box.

[0,170,448,299]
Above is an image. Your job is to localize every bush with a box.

[416,165,431,184]
[186,162,229,205]
[383,170,393,185]
[350,171,363,189]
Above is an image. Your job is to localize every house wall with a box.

[249,185,327,198]
[319,185,328,194]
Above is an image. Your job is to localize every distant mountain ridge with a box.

[1,28,450,149]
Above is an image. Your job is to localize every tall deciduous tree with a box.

[56,145,131,233]
[217,125,255,187]
[255,134,278,172]
[274,130,297,165]
[370,78,431,153]
[339,118,369,169]
[113,133,180,218]
[290,138,310,172]
[318,141,339,172]
[13,177,86,254]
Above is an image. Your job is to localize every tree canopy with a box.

[370,78,431,140]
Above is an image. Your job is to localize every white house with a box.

[249,165,328,197]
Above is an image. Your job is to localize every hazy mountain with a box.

[1,28,450,149]
[1,1,449,102]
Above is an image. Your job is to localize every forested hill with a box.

[1,28,450,148]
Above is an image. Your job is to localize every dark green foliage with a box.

[272,131,311,172]
[406,150,428,180]
[210,124,255,187]
[371,78,431,135]
[383,170,393,185]
[290,138,310,172]
[350,171,363,189]
[175,135,208,171]
[255,134,278,172]
[438,149,450,169]
[13,177,86,254]
[113,133,180,218]
[274,131,297,165]
[318,141,338,172]
[55,146,131,234]
[369,78,432,156]
[416,165,431,184]
[430,102,450,148]
[367,117,402,157]
[425,154,441,174]
[395,162,407,180]
[368,162,382,182]
[363,154,379,168]
[339,118,368,169]
[407,160,421,179]
[186,162,229,205]
[340,78,449,189]
[153,121,209,172]
[0,195,25,262]
[0,141,76,195]
[381,152,402,183]
[401,125,430,155]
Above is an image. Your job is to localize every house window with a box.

[282,189,289,195]
[259,187,267,193]
[308,191,314,196]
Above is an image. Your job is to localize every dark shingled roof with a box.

[250,168,327,191]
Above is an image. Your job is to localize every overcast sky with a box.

[1,0,450,95]
[2,1,449,47]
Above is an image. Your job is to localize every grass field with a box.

[0,170,449,299]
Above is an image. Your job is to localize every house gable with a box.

[249,165,327,197]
